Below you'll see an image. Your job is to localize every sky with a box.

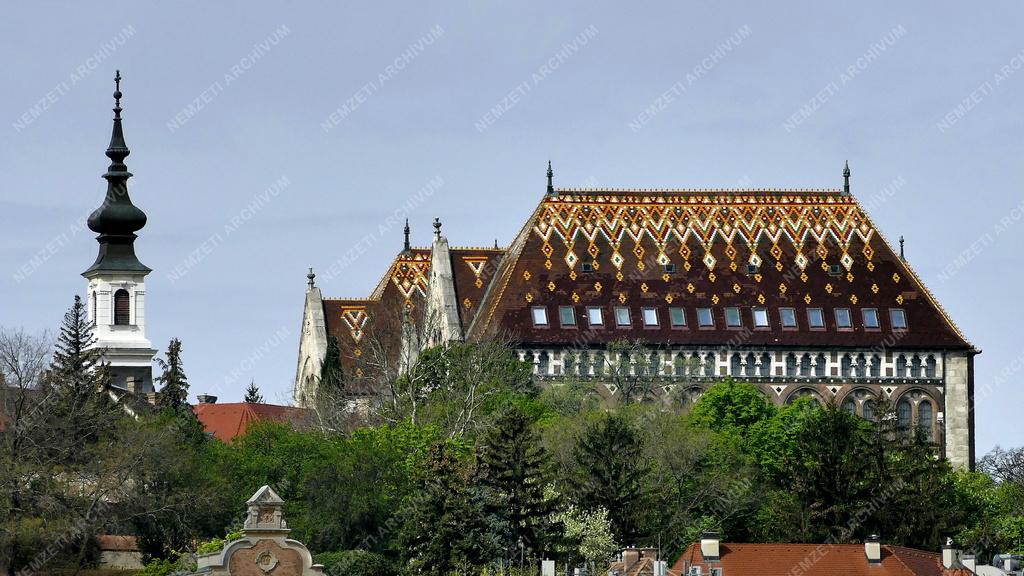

[1,2,1022,455]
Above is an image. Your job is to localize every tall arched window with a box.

[897,399,912,433]
[910,355,922,378]
[814,353,827,377]
[113,289,130,325]
[564,354,575,375]
[674,353,686,377]
[855,354,867,378]
[925,355,937,378]
[91,290,97,325]
[730,353,742,377]
[799,354,812,376]
[918,400,934,441]
[744,353,757,378]
[842,398,857,413]
[786,353,797,376]
[538,351,550,375]
[760,353,772,377]
[704,353,715,376]
[840,354,852,378]
[896,355,908,377]
[863,399,877,422]
[578,352,590,377]
[870,355,881,378]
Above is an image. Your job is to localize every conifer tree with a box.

[319,335,345,392]
[155,338,189,410]
[49,295,106,397]
[479,406,559,563]
[244,380,264,403]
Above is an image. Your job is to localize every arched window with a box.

[814,353,827,377]
[910,355,922,378]
[863,399,877,422]
[786,353,797,376]
[578,352,589,377]
[730,353,742,377]
[896,355,908,377]
[674,353,686,377]
[842,398,857,413]
[593,353,605,377]
[91,290,97,325]
[790,388,821,407]
[538,351,550,375]
[744,353,757,378]
[799,353,812,377]
[897,399,912,433]
[704,353,716,377]
[840,354,852,378]
[925,355,937,378]
[855,354,867,378]
[870,355,881,378]
[760,353,772,377]
[564,354,575,375]
[113,289,130,325]
[918,400,934,441]
[648,352,659,377]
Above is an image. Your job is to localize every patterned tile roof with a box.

[674,542,948,576]
[467,190,970,350]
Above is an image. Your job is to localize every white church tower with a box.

[82,71,157,393]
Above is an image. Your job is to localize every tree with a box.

[320,335,345,394]
[155,338,189,410]
[398,444,500,575]
[478,406,559,563]
[689,379,776,440]
[552,501,617,571]
[570,413,650,543]
[244,380,264,403]
[979,446,1024,486]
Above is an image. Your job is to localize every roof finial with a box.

[403,218,411,252]
[433,217,442,239]
[494,238,499,249]
[546,160,554,195]
[899,235,905,260]
[843,160,851,195]
[307,267,316,289]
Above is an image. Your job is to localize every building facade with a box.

[295,164,977,468]
[82,72,156,393]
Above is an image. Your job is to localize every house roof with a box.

[674,542,949,576]
[467,190,970,350]
[192,402,313,442]
[94,535,140,552]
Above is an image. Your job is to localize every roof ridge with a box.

[553,187,845,194]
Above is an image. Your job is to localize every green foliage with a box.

[155,338,188,410]
[244,380,264,403]
[689,379,776,439]
[320,335,345,393]
[313,549,397,576]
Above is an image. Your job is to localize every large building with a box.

[295,163,977,468]
[82,72,156,393]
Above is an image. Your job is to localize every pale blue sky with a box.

[2,2,1021,455]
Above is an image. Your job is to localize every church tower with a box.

[82,71,157,393]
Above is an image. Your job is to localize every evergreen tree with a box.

[155,338,189,410]
[570,414,650,544]
[478,406,559,563]
[49,295,106,397]
[244,380,264,403]
[320,336,345,393]
[399,444,500,575]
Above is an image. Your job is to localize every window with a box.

[863,399,877,422]
[725,307,741,328]
[642,307,659,327]
[910,355,922,378]
[780,307,797,328]
[663,263,676,274]
[925,355,937,378]
[753,307,769,328]
[896,354,908,377]
[91,290,97,325]
[730,353,742,377]
[870,355,882,377]
[835,308,852,329]
[564,354,575,374]
[113,289,130,325]
[697,307,714,327]
[614,307,631,327]
[581,262,594,273]
[799,353,812,376]
[704,352,716,376]
[538,351,550,375]
[855,354,867,378]
[897,399,912,433]
[674,353,687,377]
[842,399,857,414]
[578,352,589,377]
[648,352,659,376]
[669,307,686,327]
[587,307,604,326]
[744,352,756,377]
[919,400,934,441]
[760,352,771,377]
[531,306,549,326]
[807,308,825,329]
[841,354,852,377]
[890,308,908,330]
[862,308,880,329]
[559,306,576,327]
[785,353,797,376]
[814,353,827,377]
[592,353,605,376]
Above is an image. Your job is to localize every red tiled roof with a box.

[674,542,947,576]
[192,402,313,442]
[468,191,970,350]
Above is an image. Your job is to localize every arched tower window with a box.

[786,353,797,376]
[897,398,912,433]
[925,355,937,378]
[759,352,772,377]
[91,290,97,325]
[814,353,827,377]
[113,289,130,325]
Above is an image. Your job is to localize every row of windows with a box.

[531,304,908,331]
[526,350,939,380]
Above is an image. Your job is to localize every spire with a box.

[83,71,149,276]
[899,235,905,260]
[843,160,851,195]
[403,219,411,252]
[307,267,316,290]
[494,238,499,249]
[546,160,554,195]
[433,217,442,239]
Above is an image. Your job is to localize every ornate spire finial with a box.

[307,267,316,289]
[114,70,122,110]
[494,238,499,249]
[899,235,905,260]
[403,219,411,252]
[546,160,554,194]
[843,160,850,195]
[433,217,442,239]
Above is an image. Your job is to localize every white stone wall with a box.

[944,351,974,469]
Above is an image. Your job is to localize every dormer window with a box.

[663,263,676,274]
[835,308,852,329]
[724,307,741,328]
[697,307,714,328]
[641,307,659,327]
[807,308,825,329]
[113,289,130,325]
[752,307,769,328]
[780,307,797,328]
[614,307,631,327]
[890,308,908,330]
[531,306,548,326]
[862,308,880,329]
[587,307,604,326]
[581,262,594,273]
[559,306,576,327]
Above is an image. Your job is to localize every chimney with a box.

[125,376,136,393]
[864,535,881,564]
[1003,554,1020,572]
[941,538,958,569]
[700,530,720,561]
[961,555,976,572]
[640,548,658,561]
[623,547,640,567]
[197,393,217,404]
